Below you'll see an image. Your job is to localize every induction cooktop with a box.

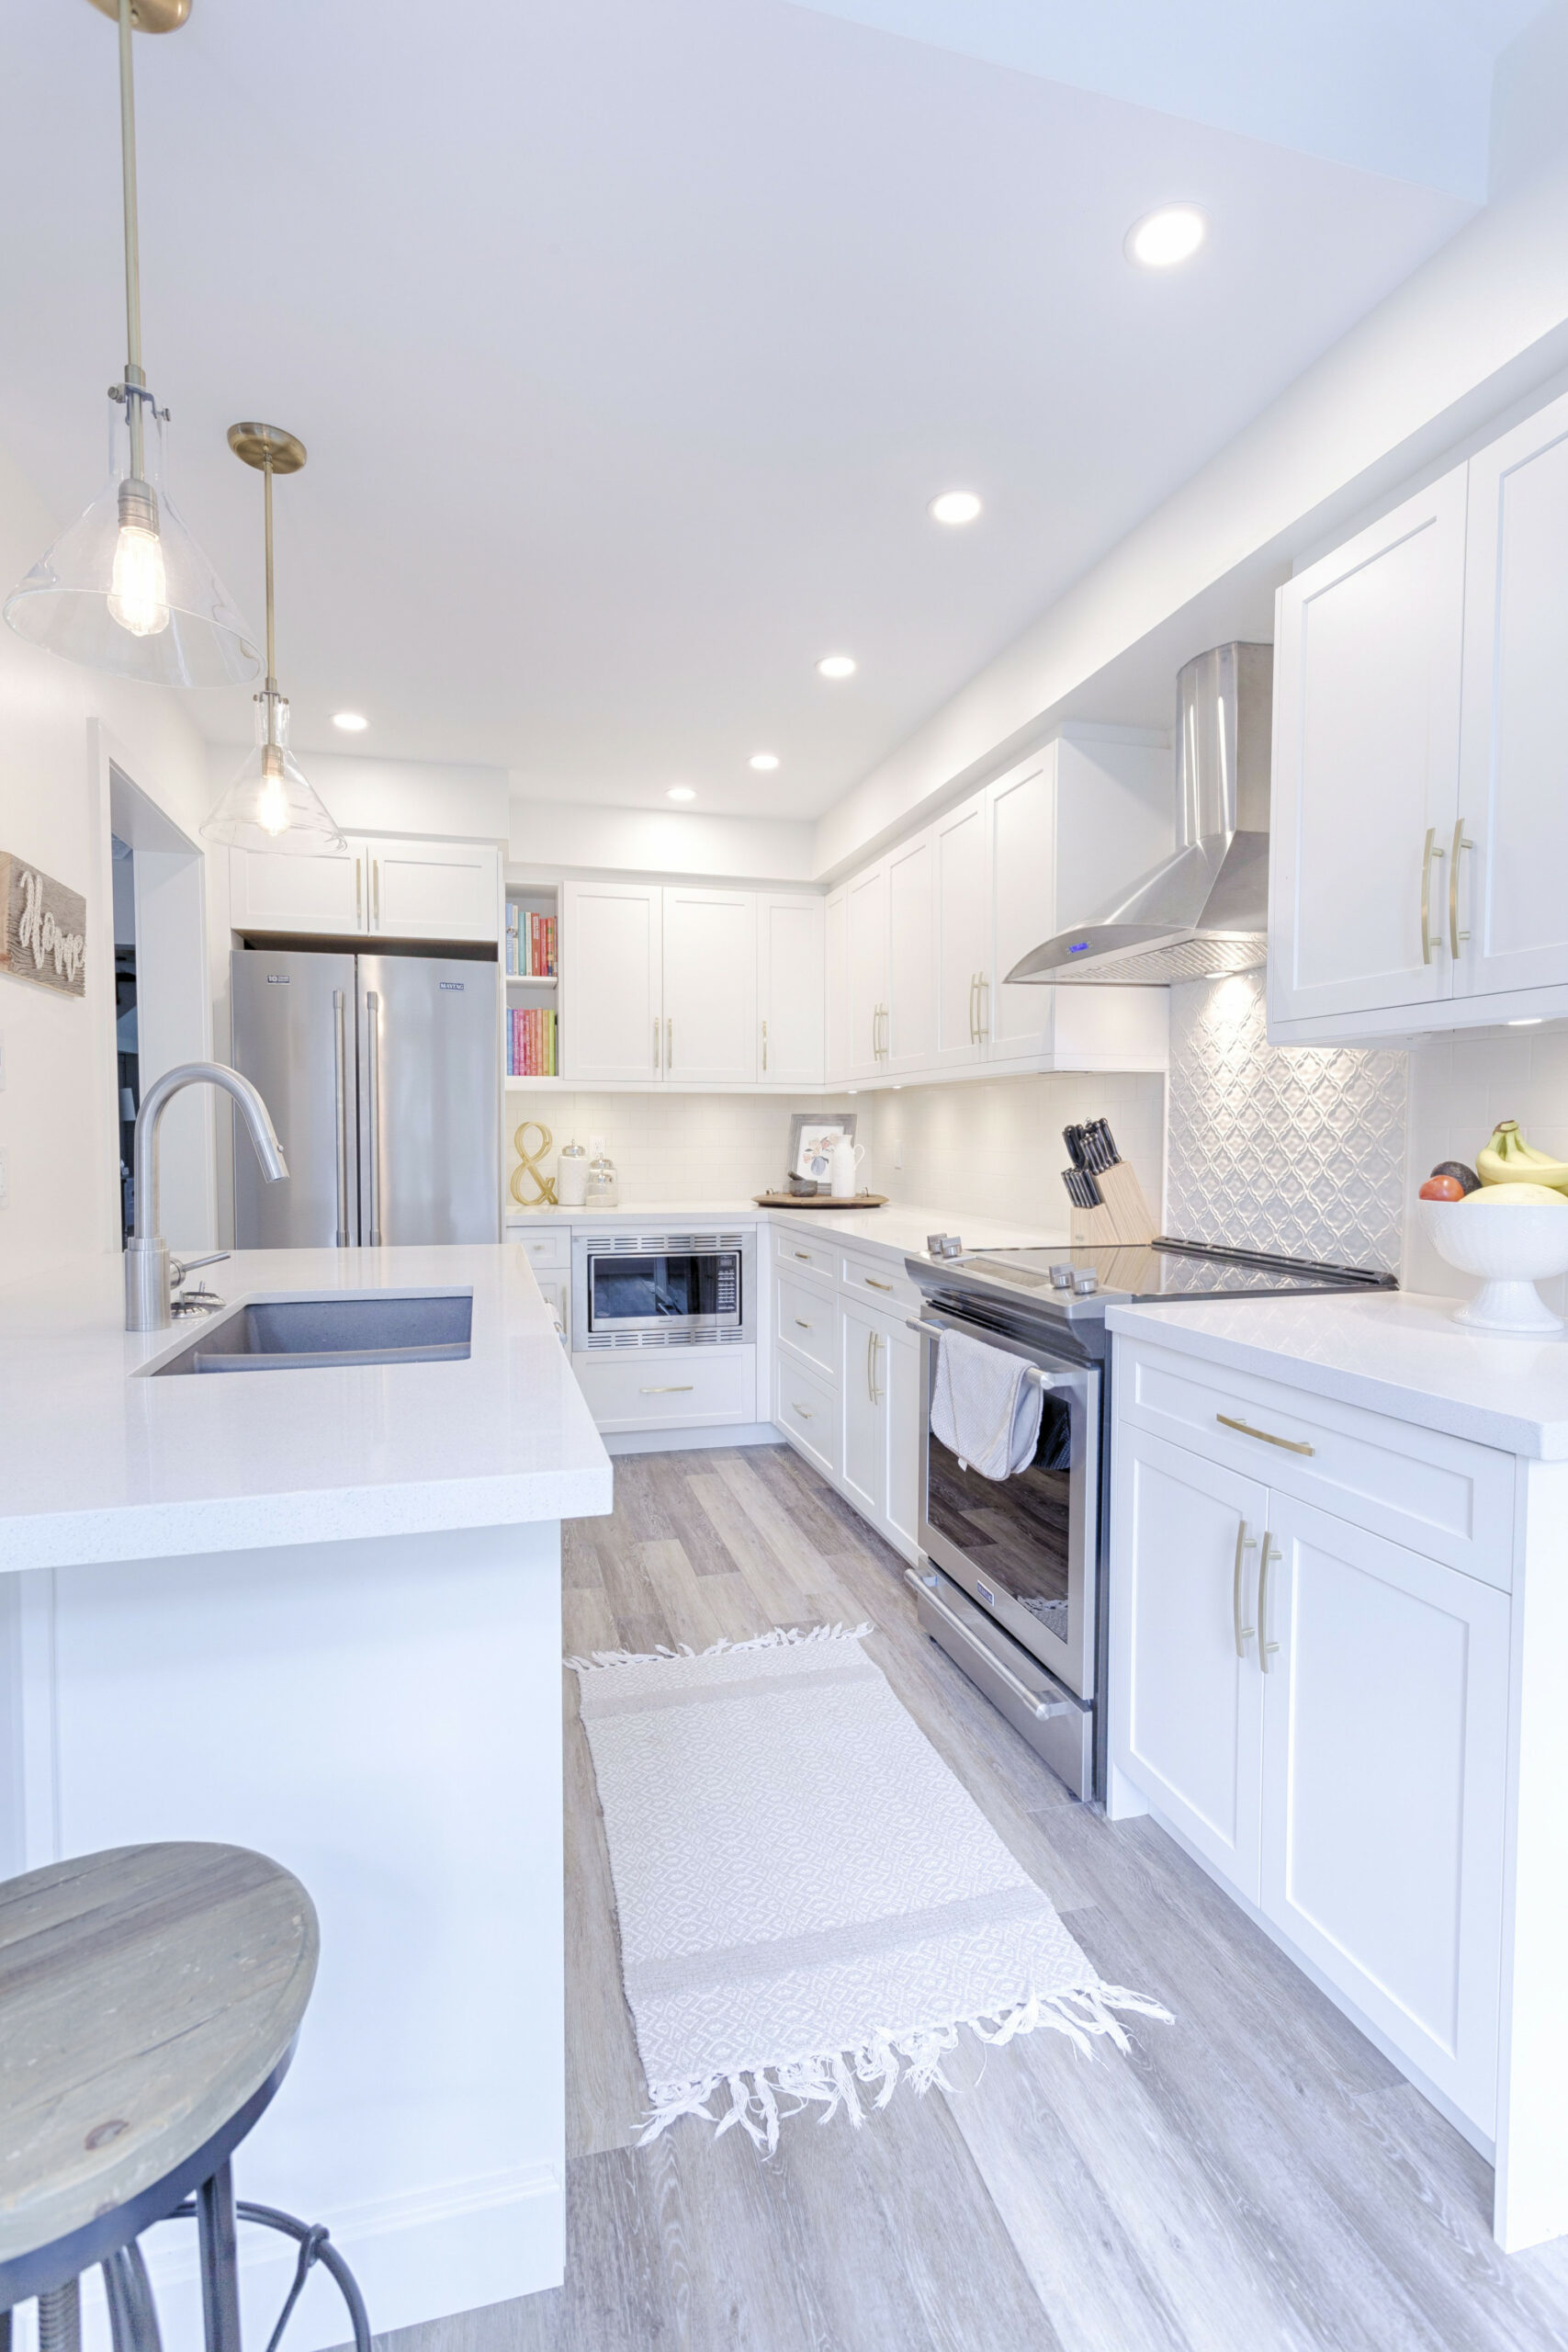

[918,1236,1397,1323]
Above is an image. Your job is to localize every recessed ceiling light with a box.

[1125,205,1208,269]
[929,490,981,526]
[817,654,857,680]
[332,710,368,732]
[749,752,780,772]
[667,785,695,802]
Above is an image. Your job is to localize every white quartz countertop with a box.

[507,1200,1067,1263]
[1105,1291,1568,1460]
[0,1244,613,1573]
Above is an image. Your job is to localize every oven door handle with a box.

[907,1318,1068,1387]
[905,1572,1074,1719]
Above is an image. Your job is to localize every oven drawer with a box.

[907,1568,1091,1799]
[571,1346,756,1433]
[775,1356,838,1479]
[773,1226,835,1283]
[838,1249,919,1311]
[1117,1338,1515,1589]
[775,1271,836,1377]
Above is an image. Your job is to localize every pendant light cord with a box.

[263,457,279,737]
[118,0,148,481]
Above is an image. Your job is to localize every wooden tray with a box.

[752,1193,889,1210]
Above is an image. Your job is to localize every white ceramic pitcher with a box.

[829,1135,866,1198]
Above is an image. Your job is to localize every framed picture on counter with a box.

[789,1112,857,1185]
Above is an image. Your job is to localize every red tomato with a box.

[1419,1174,1465,1201]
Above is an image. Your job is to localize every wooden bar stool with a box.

[0,1844,362,2352]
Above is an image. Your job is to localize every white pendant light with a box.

[202,425,345,855]
[4,0,258,687]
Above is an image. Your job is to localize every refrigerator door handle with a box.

[333,988,351,1246]
[366,989,382,1245]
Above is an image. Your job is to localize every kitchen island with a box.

[0,1243,612,2348]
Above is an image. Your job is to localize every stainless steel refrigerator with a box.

[231,947,500,1248]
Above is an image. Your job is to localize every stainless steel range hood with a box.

[1007,640,1274,987]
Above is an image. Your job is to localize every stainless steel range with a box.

[904,1238,1395,1802]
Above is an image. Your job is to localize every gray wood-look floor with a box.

[378,1441,1568,2352]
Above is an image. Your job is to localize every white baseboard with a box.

[28,2165,566,2352]
[604,1420,782,1455]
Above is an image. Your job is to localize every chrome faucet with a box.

[126,1061,288,1331]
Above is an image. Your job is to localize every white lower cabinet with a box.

[571,1345,756,1434]
[836,1298,919,1561]
[775,1356,838,1480]
[1111,1410,1509,2133]
[770,1248,919,1563]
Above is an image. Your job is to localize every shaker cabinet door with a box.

[931,793,991,1070]
[758,895,825,1087]
[662,887,757,1084]
[1111,1428,1268,1901]
[886,831,937,1076]
[1455,388,1568,1001]
[370,840,500,942]
[1269,469,1466,1029]
[1258,1496,1507,2130]
[562,882,662,1082]
[846,862,890,1080]
[840,1296,886,1524]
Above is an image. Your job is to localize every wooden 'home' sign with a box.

[0,852,85,997]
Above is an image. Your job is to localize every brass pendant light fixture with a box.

[202,425,345,854]
[4,0,258,685]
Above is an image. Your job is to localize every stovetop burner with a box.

[918,1235,1396,1323]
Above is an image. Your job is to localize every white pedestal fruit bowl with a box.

[1421,1198,1568,1334]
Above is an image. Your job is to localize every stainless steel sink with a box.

[146,1288,473,1375]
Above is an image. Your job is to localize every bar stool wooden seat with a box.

[0,1844,320,2352]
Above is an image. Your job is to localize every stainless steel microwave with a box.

[572,1230,754,1350]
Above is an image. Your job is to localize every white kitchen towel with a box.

[931,1327,1043,1477]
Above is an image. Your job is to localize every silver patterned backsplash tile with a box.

[1167,972,1408,1272]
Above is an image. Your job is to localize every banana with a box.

[1477,1120,1568,1192]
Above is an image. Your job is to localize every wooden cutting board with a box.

[752,1193,889,1209]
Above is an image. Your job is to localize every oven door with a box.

[578,1238,744,1341]
[915,1306,1100,1700]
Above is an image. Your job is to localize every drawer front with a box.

[571,1347,756,1433]
[838,1248,919,1311]
[1117,1339,1515,1589]
[773,1226,835,1283]
[509,1225,571,1272]
[775,1270,836,1377]
[774,1354,839,1480]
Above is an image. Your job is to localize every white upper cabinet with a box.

[846,861,890,1080]
[987,754,1056,1064]
[932,795,990,1070]
[230,837,500,944]
[663,887,758,1084]
[229,844,363,936]
[759,895,825,1088]
[886,831,937,1076]
[1269,470,1468,1033]
[563,880,662,1082]
[1455,389,1568,1002]
[825,887,849,1086]
[369,839,501,942]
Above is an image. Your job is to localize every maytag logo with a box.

[439,981,464,990]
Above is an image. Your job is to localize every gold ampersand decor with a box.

[510,1120,558,1208]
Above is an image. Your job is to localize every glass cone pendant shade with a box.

[5,391,259,688]
[204,698,346,855]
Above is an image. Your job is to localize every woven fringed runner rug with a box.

[570,1623,1168,2151]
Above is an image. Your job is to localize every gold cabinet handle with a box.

[1258,1532,1282,1670]
[666,1014,672,1068]
[1216,1412,1314,1456]
[872,1329,884,1405]
[372,857,380,926]
[639,1384,694,1394]
[1420,826,1444,965]
[976,973,989,1038]
[355,854,363,926]
[867,1327,877,1402]
[794,1250,811,1261]
[865,1276,893,1291]
[968,972,979,1045]
[793,1401,815,1419]
[1450,818,1473,958]
[1233,1521,1258,1659]
[794,1317,812,1329]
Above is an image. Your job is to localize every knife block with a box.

[1069,1159,1156,1247]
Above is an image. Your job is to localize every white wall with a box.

[813,136,1568,881]
[209,745,509,844]
[0,442,219,1289]
[509,797,817,885]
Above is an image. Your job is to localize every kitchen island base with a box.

[1,1517,566,2352]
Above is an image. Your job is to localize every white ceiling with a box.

[0,0,1538,820]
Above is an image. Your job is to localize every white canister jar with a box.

[585,1151,618,1209]
[556,1139,589,1207]
[829,1135,866,1199]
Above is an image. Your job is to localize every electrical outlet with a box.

[0,1150,9,1208]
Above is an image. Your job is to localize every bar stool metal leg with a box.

[197,2164,243,2352]
[38,2283,81,2352]
[102,2245,163,2352]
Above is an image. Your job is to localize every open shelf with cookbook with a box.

[503,881,562,1084]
